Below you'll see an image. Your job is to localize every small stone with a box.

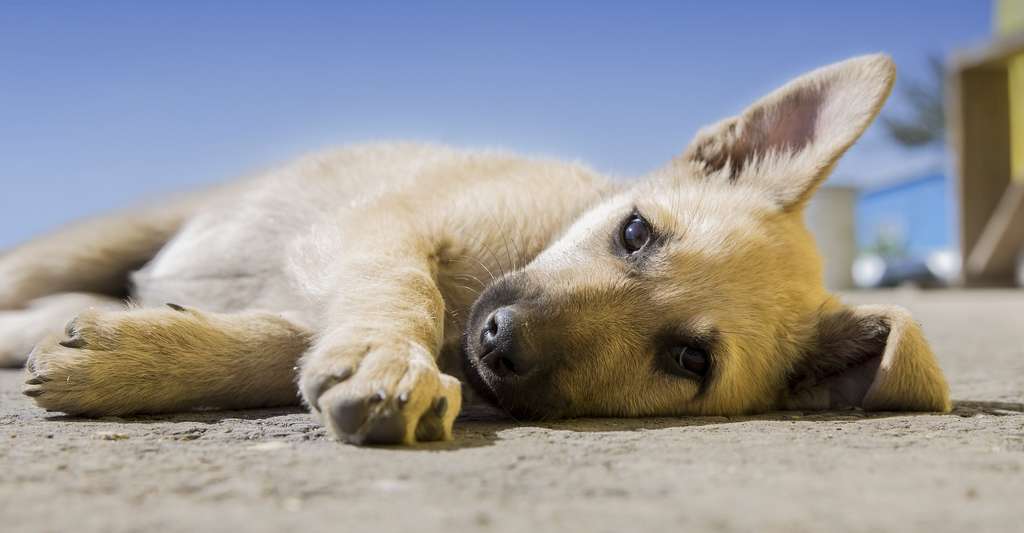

[282,497,302,512]
[247,441,288,451]
[97,432,129,441]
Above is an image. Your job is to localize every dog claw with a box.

[60,336,86,348]
[23,388,43,398]
[166,303,187,312]
[25,376,48,385]
[398,391,410,406]
[371,389,387,403]
[60,337,86,349]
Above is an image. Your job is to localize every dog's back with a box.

[0,142,609,366]
[131,142,609,316]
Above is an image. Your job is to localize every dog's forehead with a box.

[530,195,632,266]
[533,181,778,270]
[644,183,777,252]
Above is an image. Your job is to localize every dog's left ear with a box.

[678,54,895,210]
[784,305,951,412]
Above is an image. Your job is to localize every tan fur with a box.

[7,54,951,446]
[0,188,227,310]
[853,305,951,411]
[26,305,310,414]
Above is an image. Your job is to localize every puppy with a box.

[2,54,950,445]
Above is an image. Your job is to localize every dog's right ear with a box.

[674,54,895,210]
[783,304,951,413]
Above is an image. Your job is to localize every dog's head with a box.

[461,55,951,419]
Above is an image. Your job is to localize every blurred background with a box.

[1,1,1020,289]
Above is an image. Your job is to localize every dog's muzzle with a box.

[460,276,568,420]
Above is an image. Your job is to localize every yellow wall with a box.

[998,0,1024,180]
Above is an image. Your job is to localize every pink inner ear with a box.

[682,55,896,209]
[825,355,882,408]
[714,85,826,179]
[751,86,824,157]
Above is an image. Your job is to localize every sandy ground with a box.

[1,289,1022,533]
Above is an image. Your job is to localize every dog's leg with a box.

[0,293,123,368]
[22,305,311,415]
[0,186,231,310]
[296,218,461,446]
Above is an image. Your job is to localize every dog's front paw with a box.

[300,341,461,445]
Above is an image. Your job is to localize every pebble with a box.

[247,441,288,451]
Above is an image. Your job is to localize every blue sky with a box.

[0,1,991,248]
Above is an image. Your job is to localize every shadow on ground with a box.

[37,398,1024,452]
[452,399,1024,449]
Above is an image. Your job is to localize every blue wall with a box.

[855,173,955,257]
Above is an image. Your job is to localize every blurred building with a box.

[806,187,858,290]
[843,171,960,289]
[855,172,954,259]
[948,0,1024,286]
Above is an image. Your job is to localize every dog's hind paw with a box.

[21,307,203,416]
[23,320,104,415]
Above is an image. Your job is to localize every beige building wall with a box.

[998,0,1024,181]
[805,186,857,290]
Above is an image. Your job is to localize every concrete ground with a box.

[1,290,1022,533]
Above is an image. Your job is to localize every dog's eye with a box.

[669,345,709,377]
[621,215,651,253]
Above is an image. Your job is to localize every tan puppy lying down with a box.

[1,54,950,445]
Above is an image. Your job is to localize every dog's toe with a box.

[302,367,355,412]
[320,385,414,445]
[323,389,378,436]
[361,407,407,445]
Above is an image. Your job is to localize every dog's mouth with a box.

[459,338,570,421]
[459,336,504,408]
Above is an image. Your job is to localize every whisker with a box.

[452,283,481,296]
[480,240,507,279]
[475,254,499,283]
[502,237,516,274]
[451,253,498,284]
[452,273,487,289]
[484,211,515,277]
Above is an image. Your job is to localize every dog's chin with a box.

[459,341,503,409]
[459,342,572,421]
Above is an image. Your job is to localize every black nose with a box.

[479,307,533,377]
